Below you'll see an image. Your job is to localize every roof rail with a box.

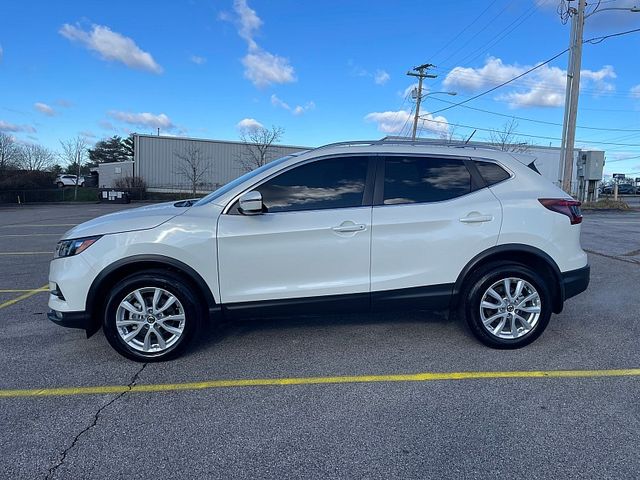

[312,137,503,152]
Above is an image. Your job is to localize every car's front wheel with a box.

[463,263,552,349]
[103,271,202,361]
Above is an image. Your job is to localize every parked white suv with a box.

[55,174,84,188]
[48,140,589,361]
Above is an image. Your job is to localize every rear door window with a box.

[382,157,475,205]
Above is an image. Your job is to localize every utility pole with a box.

[560,0,586,194]
[407,63,437,140]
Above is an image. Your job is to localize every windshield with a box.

[194,155,293,206]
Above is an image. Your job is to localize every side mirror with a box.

[238,190,264,215]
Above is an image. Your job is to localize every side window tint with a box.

[475,161,510,186]
[257,157,369,213]
[383,157,473,205]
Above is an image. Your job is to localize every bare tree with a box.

[173,145,212,195]
[238,125,285,172]
[59,136,89,200]
[440,125,463,144]
[489,119,530,153]
[18,143,55,171]
[0,132,19,172]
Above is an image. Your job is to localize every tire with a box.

[57,182,64,188]
[103,270,202,361]
[461,262,552,349]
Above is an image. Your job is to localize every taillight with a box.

[538,198,582,225]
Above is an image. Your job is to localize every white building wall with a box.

[97,161,134,188]
[134,134,308,192]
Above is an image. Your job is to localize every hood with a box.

[61,201,190,239]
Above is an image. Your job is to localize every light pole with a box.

[411,91,457,140]
[560,2,640,194]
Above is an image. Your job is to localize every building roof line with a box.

[133,133,311,150]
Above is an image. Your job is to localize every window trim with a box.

[223,154,377,215]
[373,154,484,207]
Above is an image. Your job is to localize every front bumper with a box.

[47,309,90,330]
[561,264,590,300]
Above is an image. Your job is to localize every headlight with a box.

[54,236,101,259]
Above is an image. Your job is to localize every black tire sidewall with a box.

[103,272,201,361]
[464,264,552,349]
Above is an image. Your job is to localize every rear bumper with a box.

[47,309,90,330]
[561,264,590,301]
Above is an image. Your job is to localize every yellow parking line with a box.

[0,252,51,255]
[0,288,49,293]
[0,285,49,310]
[0,368,638,399]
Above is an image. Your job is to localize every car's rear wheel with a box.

[103,271,201,361]
[463,263,552,349]
[56,182,64,188]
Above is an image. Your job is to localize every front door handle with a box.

[459,214,494,223]
[332,222,366,233]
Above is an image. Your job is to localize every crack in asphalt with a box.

[44,363,148,480]
[584,249,640,266]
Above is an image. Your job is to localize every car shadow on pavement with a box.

[188,308,460,355]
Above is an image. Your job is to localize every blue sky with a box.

[1,0,640,177]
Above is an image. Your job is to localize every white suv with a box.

[48,140,589,361]
[55,174,84,188]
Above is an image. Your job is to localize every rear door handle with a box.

[332,222,366,233]
[459,214,494,223]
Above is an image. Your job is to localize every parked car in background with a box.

[55,175,84,188]
[48,139,590,361]
[601,183,636,195]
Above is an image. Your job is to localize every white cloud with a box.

[0,120,36,133]
[59,23,163,74]
[271,94,315,116]
[374,69,391,85]
[56,99,73,108]
[79,130,96,138]
[349,61,391,86]
[34,102,56,116]
[233,0,262,50]
[242,50,295,87]
[190,55,206,65]
[292,102,315,116]
[364,110,450,136]
[229,0,296,88]
[630,84,640,98]
[444,57,617,108]
[108,111,174,129]
[236,118,264,131]
[444,57,526,91]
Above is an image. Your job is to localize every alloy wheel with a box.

[115,287,186,353]
[479,277,541,339]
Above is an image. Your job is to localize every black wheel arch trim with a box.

[85,254,218,337]
[451,244,565,313]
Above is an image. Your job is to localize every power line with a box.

[419,117,640,147]
[428,48,570,116]
[427,27,640,118]
[429,0,500,63]
[437,1,513,68]
[584,27,640,45]
[441,7,538,72]
[427,96,640,132]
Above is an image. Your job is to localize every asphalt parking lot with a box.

[0,203,638,479]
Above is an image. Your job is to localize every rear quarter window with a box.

[474,161,511,186]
